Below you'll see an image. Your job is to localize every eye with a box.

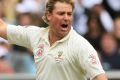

[58,12,65,15]
[67,12,72,16]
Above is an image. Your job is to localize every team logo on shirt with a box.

[89,54,97,64]
[37,44,44,56]
[55,51,64,62]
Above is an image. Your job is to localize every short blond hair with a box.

[42,0,74,24]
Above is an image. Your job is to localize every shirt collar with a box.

[57,27,72,43]
[41,26,73,43]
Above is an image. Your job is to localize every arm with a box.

[0,19,7,39]
[77,37,108,80]
[93,73,108,80]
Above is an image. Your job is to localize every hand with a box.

[0,19,7,39]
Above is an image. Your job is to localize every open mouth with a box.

[61,24,68,28]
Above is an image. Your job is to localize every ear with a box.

[45,11,52,21]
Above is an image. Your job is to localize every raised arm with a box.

[0,19,7,39]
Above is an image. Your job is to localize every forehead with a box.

[53,2,73,12]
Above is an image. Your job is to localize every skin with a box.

[114,18,120,38]
[93,74,107,80]
[101,34,117,54]
[0,19,7,39]
[46,2,73,46]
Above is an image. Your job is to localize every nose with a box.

[63,14,69,21]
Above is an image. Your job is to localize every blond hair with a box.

[42,0,74,24]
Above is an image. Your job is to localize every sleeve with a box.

[7,25,31,49]
[78,38,105,80]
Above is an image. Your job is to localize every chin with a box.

[59,33,67,39]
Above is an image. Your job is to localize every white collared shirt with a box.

[7,25,105,80]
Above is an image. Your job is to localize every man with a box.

[0,37,14,74]
[0,0,107,80]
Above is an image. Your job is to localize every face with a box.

[0,2,4,17]
[47,2,73,39]
[101,34,117,54]
[114,18,120,38]
[89,18,99,31]
[19,15,32,26]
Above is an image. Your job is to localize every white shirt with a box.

[107,0,120,11]
[100,10,113,32]
[7,25,105,80]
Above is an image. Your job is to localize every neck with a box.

[49,31,61,46]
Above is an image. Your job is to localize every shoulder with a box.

[69,29,94,52]
[70,29,89,45]
[25,26,48,39]
[25,26,45,32]
[20,26,47,37]
[7,24,46,33]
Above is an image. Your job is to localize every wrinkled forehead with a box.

[53,2,73,11]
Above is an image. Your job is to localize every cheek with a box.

[51,17,60,23]
[70,17,73,21]
[115,29,120,35]
[52,19,61,27]
[51,21,60,31]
